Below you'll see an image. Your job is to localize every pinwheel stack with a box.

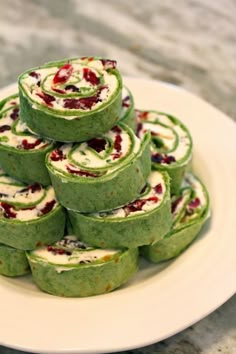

[0,57,209,297]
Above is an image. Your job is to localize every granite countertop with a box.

[0,0,235,353]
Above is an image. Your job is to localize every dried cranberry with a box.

[36,92,55,107]
[147,196,159,203]
[163,155,176,164]
[188,197,201,209]
[87,138,107,153]
[21,139,42,150]
[53,63,73,85]
[52,87,66,94]
[83,68,100,85]
[154,183,163,194]
[111,152,121,160]
[29,71,40,80]
[0,125,11,133]
[65,85,80,92]
[114,134,122,152]
[29,183,42,193]
[40,200,56,215]
[151,153,163,163]
[136,123,143,137]
[0,202,17,218]
[112,125,122,134]
[100,59,117,70]
[122,96,130,108]
[63,98,81,109]
[171,196,183,214]
[51,149,64,161]
[66,165,98,177]
[10,107,19,121]
[136,110,149,121]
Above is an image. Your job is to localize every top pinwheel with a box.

[18,57,122,142]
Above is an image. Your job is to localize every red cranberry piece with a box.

[111,152,121,160]
[122,96,130,108]
[0,125,11,133]
[21,138,42,150]
[40,200,56,215]
[10,107,19,121]
[136,110,149,121]
[112,125,122,134]
[36,92,55,107]
[171,196,183,214]
[188,197,201,209]
[18,183,41,194]
[0,202,17,218]
[136,123,143,137]
[66,165,98,178]
[64,95,99,110]
[52,87,66,94]
[154,183,163,194]
[63,98,81,109]
[126,199,146,213]
[87,138,107,153]
[151,153,163,163]
[29,71,40,80]
[29,183,42,193]
[80,56,94,62]
[65,85,80,92]
[147,196,159,203]
[100,59,117,70]
[53,63,73,85]
[114,134,122,152]
[164,155,176,164]
[51,149,64,161]
[83,68,100,85]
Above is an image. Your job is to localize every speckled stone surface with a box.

[0,1,235,353]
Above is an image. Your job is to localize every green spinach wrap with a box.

[0,243,30,277]
[46,123,151,212]
[0,169,66,250]
[68,171,171,249]
[141,173,210,263]
[18,57,122,142]
[27,235,138,297]
[136,110,192,194]
[0,94,54,185]
[119,86,136,130]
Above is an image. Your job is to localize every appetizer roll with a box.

[0,169,66,250]
[141,173,210,263]
[27,235,139,297]
[0,243,30,277]
[0,94,54,185]
[119,86,136,130]
[136,110,192,194]
[18,57,122,142]
[68,171,171,249]
[46,124,151,212]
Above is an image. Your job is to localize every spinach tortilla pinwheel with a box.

[0,243,30,277]
[141,173,210,263]
[136,110,192,194]
[18,57,122,142]
[68,171,171,249]
[0,169,66,250]
[0,93,55,185]
[46,123,151,212]
[119,86,136,130]
[26,235,138,297]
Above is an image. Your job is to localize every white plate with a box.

[0,78,236,354]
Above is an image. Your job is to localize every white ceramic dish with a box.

[0,78,235,354]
